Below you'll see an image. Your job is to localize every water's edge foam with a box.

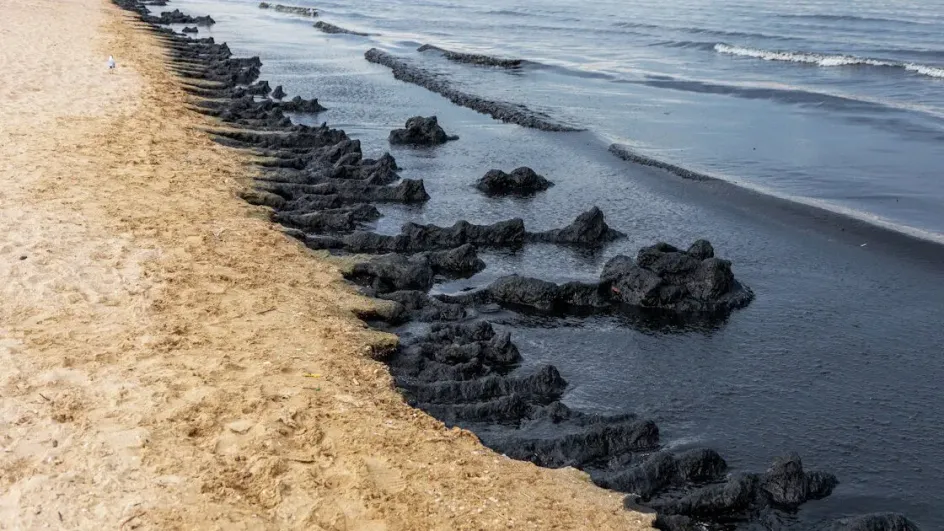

[715,43,944,79]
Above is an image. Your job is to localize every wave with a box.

[715,43,896,67]
[776,13,928,26]
[613,21,798,42]
[904,63,944,78]
[649,40,720,52]
[618,75,944,140]
[872,48,944,61]
[625,76,884,112]
[607,144,944,248]
[608,144,716,182]
[524,62,617,80]
[484,9,537,17]
[714,44,944,79]
[612,21,661,30]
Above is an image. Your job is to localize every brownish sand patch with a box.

[0,0,653,529]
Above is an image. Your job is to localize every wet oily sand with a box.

[0,0,651,529]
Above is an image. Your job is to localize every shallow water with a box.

[232,0,944,239]
[169,0,943,527]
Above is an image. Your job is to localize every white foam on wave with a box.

[714,43,893,67]
[904,63,944,78]
[714,43,944,79]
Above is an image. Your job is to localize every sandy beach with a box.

[0,0,652,529]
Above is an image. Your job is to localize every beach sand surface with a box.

[0,1,653,529]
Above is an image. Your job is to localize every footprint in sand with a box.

[363,457,405,495]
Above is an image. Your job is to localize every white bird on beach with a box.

[107,55,116,70]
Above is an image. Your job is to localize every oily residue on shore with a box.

[314,21,370,36]
[608,144,718,182]
[112,1,929,530]
[364,48,581,132]
[258,2,318,18]
[417,44,523,69]
[0,0,663,528]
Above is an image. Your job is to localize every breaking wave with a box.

[714,44,944,79]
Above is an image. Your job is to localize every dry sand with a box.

[0,0,654,529]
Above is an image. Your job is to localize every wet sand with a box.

[0,0,652,529]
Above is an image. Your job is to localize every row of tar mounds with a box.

[111,2,921,530]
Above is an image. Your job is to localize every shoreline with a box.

[128,2,928,531]
[0,0,652,529]
[318,24,944,244]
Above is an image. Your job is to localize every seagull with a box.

[107,55,116,70]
